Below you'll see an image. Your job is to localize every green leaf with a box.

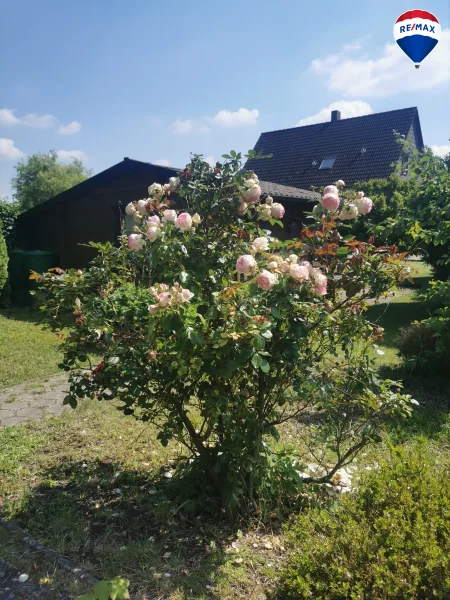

[261,330,273,340]
[337,247,350,255]
[63,395,77,408]
[254,336,266,351]
[252,353,262,369]
[270,306,282,319]
[260,359,270,373]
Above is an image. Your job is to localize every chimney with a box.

[331,110,341,122]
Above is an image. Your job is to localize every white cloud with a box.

[171,119,194,134]
[297,101,373,126]
[211,108,259,128]
[171,119,210,134]
[0,138,25,159]
[153,159,171,167]
[0,108,82,132]
[309,30,450,97]
[431,145,450,158]
[58,120,82,135]
[56,150,87,162]
[0,108,20,126]
[21,113,58,128]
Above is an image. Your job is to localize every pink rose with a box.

[236,254,257,275]
[251,237,270,253]
[175,212,193,230]
[339,204,359,220]
[242,185,262,204]
[321,193,340,212]
[157,292,172,306]
[356,191,365,199]
[324,185,338,196]
[181,288,194,302]
[289,264,310,282]
[147,215,161,227]
[127,234,143,251]
[162,209,177,223]
[148,304,158,314]
[146,227,160,242]
[125,202,136,216]
[257,270,277,291]
[311,268,328,296]
[237,201,248,216]
[137,199,149,215]
[299,260,312,271]
[356,197,373,215]
[271,203,285,219]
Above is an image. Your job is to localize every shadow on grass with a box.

[382,373,450,444]
[366,301,431,346]
[0,307,43,324]
[12,460,249,599]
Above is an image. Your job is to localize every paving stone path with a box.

[0,376,69,428]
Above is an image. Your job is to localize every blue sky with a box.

[0,0,449,199]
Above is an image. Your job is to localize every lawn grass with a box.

[1,261,449,599]
[0,308,62,389]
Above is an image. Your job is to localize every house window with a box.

[319,157,336,170]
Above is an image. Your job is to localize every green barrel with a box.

[8,250,28,306]
[23,250,55,300]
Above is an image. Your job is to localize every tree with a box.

[37,154,414,514]
[12,151,92,212]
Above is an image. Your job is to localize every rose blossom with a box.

[147,215,161,227]
[181,288,194,302]
[288,254,298,263]
[289,264,310,282]
[162,209,177,223]
[242,184,262,204]
[251,237,270,253]
[324,185,339,196]
[299,260,313,272]
[267,261,278,270]
[271,202,285,219]
[356,191,365,199]
[236,254,257,275]
[148,304,158,314]
[127,234,143,251]
[339,203,359,220]
[265,195,274,205]
[137,199,149,215]
[175,212,193,230]
[237,201,248,216]
[192,213,201,225]
[258,205,272,220]
[157,292,172,306]
[311,268,328,296]
[168,177,180,191]
[125,202,136,216]
[336,179,345,188]
[321,193,340,212]
[133,212,143,223]
[146,227,160,242]
[148,183,163,197]
[257,270,277,291]
[356,196,373,215]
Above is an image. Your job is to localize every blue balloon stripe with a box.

[396,34,438,64]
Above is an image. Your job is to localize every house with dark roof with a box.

[246,107,424,190]
[16,158,318,269]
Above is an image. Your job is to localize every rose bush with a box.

[36,152,414,514]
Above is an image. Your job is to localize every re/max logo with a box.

[400,23,436,33]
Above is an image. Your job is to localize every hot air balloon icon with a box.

[394,10,441,68]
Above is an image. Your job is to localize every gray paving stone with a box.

[0,376,70,428]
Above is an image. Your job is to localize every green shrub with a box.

[0,219,9,300]
[278,448,450,599]
[395,322,436,357]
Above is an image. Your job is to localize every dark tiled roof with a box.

[260,180,319,201]
[246,107,423,189]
